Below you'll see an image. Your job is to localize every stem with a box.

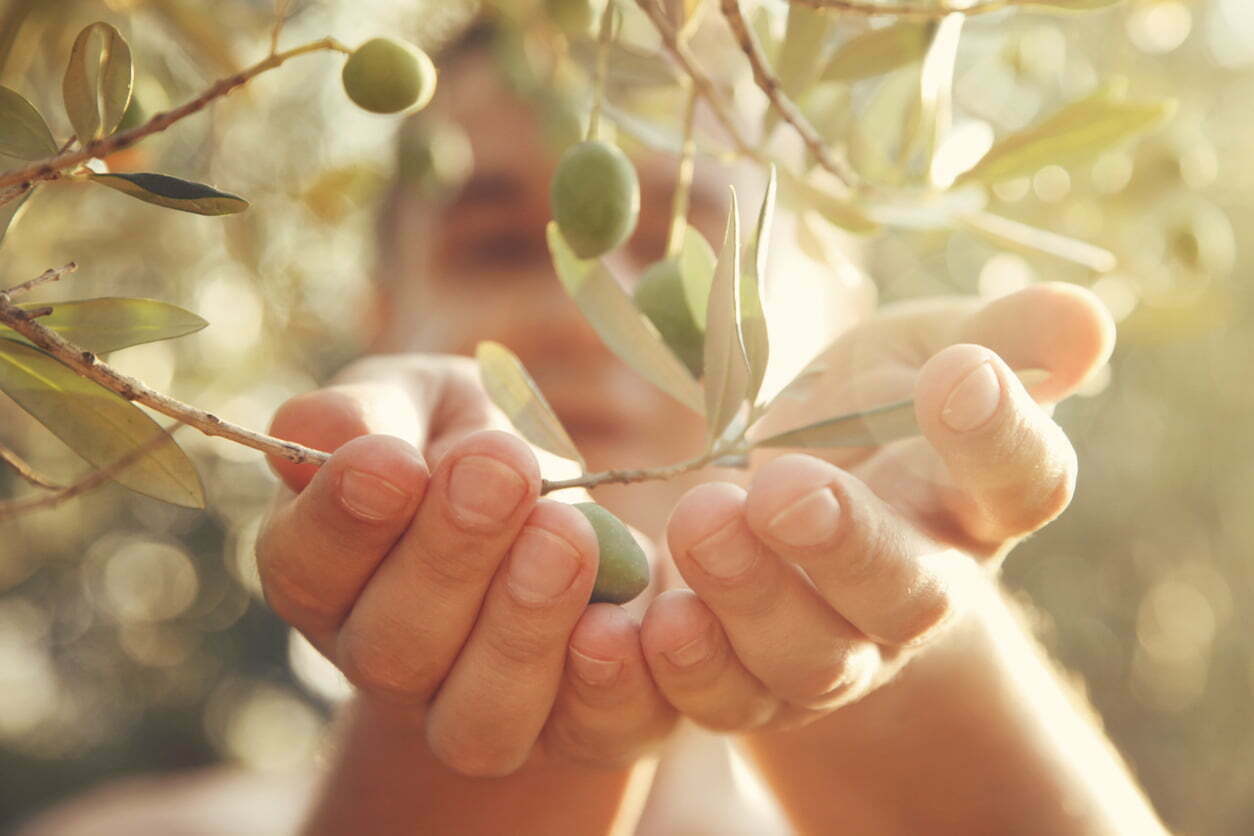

[2,262,77,297]
[0,423,184,521]
[719,0,858,193]
[0,289,329,467]
[664,82,700,260]
[586,0,617,141]
[540,441,748,494]
[0,440,62,491]
[790,0,1012,16]
[0,36,353,199]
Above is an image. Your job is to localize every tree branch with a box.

[720,0,859,193]
[0,37,353,199]
[0,423,184,521]
[0,440,62,491]
[0,287,329,467]
[2,262,77,297]
[541,446,748,494]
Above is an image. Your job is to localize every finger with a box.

[335,430,540,703]
[541,605,676,767]
[640,590,778,731]
[744,454,962,648]
[425,500,599,778]
[958,282,1115,404]
[256,434,428,649]
[915,344,1078,545]
[667,483,881,709]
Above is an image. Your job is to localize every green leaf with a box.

[678,224,716,331]
[960,211,1117,272]
[0,185,35,251]
[546,222,704,414]
[0,86,58,160]
[780,170,880,236]
[822,22,931,84]
[88,172,249,215]
[476,340,585,469]
[754,369,1053,449]
[741,167,774,409]
[958,87,1176,185]
[0,338,204,508]
[776,5,834,98]
[702,189,750,442]
[62,21,134,144]
[0,298,208,354]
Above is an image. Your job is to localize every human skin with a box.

[256,52,1166,834]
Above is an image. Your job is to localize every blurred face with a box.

[375,52,729,479]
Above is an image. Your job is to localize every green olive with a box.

[342,38,437,115]
[634,259,704,377]
[573,502,650,605]
[550,140,640,259]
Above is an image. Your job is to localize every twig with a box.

[0,287,329,467]
[790,0,1012,16]
[633,0,757,159]
[2,262,76,297]
[0,37,353,199]
[0,440,62,491]
[540,444,747,494]
[586,0,617,141]
[0,423,183,521]
[720,0,858,193]
[269,0,293,55]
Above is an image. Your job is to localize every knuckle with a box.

[774,660,851,706]
[691,696,775,733]
[427,726,526,778]
[544,718,637,769]
[257,560,340,633]
[880,589,954,647]
[484,619,555,668]
[337,629,431,703]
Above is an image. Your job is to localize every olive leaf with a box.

[62,21,134,144]
[678,224,716,331]
[0,298,208,354]
[957,86,1176,185]
[741,167,775,409]
[476,340,586,469]
[776,4,834,98]
[702,189,750,442]
[88,172,249,215]
[961,211,1117,272]
[0,86,58,160]
[569,40,678,91]
[0,186,35,251]
[822,22,931,84]
[780,170,880,236]
[546,222,704,414]
[0,338,204,508]
[752,369,1052,449]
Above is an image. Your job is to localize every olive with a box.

[342,37,437,115]
[550,140,640,259]
[634,258,704,377]
[573,502,650,605]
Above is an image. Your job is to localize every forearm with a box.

[301,697,654,836]
[742,578,1165,835]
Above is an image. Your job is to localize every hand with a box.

[256,355,674,777]
[637,283,1114,730]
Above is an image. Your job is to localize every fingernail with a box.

[665,630,713,669]
[339,468,411,521]
[507,527,581,605]
[942,362,1001,433]
[689,517,757,580]
[448,455,527,527]
[768,487,840,548]
[568,647,622,686]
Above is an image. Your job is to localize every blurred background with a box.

[0,0,1249,832]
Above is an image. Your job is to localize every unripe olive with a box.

[634,259,704,377]
[342,38,437,115]
[574,502,650,605]
[550,140,640,259]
